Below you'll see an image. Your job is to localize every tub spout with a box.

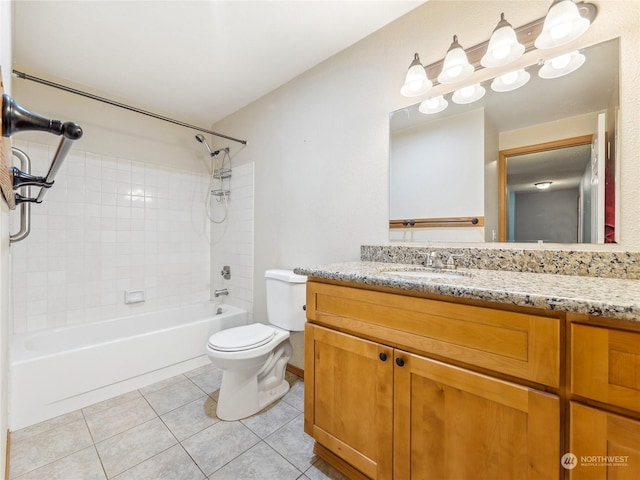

[214,288,229,298]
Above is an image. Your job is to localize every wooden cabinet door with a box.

[393,352,560,480]
[571,324,640,413]
[304,324,394,480]
[569,402,640,480]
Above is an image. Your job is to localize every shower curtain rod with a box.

[12,70,248,146]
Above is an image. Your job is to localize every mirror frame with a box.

[498,134,593,242]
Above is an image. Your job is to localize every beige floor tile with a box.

[10,410,84,443]
[181,421,260,476]
[84,395,157,442]
[282,378,305,412]
[142,376,206,415]
[208,442,301,480]
[113,444,204,480]
[10,418,93,479]
[160,395,219,441]
[95,418,176,478]
[188,367,223,395]
[241,399,301,439]
[13,446,106,480]
[265,414,315,472]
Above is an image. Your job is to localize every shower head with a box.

[194,134,219,157]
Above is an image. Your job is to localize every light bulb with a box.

[501,71,518,85]
[551,53,571,69]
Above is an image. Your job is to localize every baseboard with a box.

[5,429,10,480]
[286,363,304,379]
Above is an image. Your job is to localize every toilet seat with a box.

[208,324,276,352]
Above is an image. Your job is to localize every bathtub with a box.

[10,303,247,430]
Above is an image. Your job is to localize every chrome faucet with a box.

[214,288,229,298]
[423,251,445,269]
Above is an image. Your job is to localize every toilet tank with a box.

[265,269,307,332]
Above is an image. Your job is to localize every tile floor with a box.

[9,365,348,480]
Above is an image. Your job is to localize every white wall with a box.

[212,1,640,369]
[0,0,12,473]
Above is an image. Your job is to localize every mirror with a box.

[389,38,620,244]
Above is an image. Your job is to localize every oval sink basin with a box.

[380,270,468,280]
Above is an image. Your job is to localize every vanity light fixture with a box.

[535,181,553,189]
[452,83,486,105]
[400,53,433,97]
[418,95,448,114]
[535,0,591,49]
[538,50,585,79]
[400,2,596,99]
[480,13,525,68]
[491,68,530,92]
[437,35,474,85]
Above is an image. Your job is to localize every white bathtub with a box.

[10,303,247,430]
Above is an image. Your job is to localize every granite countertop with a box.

[294,261,640,322]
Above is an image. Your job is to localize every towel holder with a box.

[2,93,82,207]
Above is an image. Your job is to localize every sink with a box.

[380,270,469,280]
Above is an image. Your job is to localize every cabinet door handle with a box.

[379,352,388,362]
[395,357,405,367]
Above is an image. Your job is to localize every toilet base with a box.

[215,340,292,421]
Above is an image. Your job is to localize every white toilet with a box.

[206,269,307,421]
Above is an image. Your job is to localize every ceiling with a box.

[12,0,424,127]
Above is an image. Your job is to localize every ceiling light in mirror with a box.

[480,13,525,68]
[539,51,585,79]
[535,181,553,190]
[437,35,474,84]
[400,53,433,97]
[535,0,591,49]
[491,69,531,92]
[419,95,448,114]
[452,84,485,104]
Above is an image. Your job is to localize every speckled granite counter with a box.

[294,261,640,322]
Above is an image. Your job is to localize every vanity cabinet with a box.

[568,320,640,479]
[304,281,561,480]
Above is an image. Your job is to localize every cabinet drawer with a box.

[306,281,560,387]
[571,324,640,413]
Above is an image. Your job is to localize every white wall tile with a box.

[10,141,213,333]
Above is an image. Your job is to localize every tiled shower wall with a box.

[10,140,212,334]
[209,162,254,321]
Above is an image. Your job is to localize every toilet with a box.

[206,269,307,421]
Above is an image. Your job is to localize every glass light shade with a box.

[419,95,448,114]
[535,181,553,189]
[452,84,486,104]
[480,14,525,68]
[491,69,530,92]
[437,35,474,84]
[538,51,585,79]
[535,0,590,49]
[400,53,432,97]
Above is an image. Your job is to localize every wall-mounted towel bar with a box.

[2,93,83,206]
[389,216,484,229]
[10,148,31,244]
[2,94,83,243]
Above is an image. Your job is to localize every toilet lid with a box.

[208,324,276,352]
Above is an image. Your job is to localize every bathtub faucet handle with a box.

[221,266,231,280]
[214,288,229,298]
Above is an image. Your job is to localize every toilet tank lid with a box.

[265,269,307,283]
